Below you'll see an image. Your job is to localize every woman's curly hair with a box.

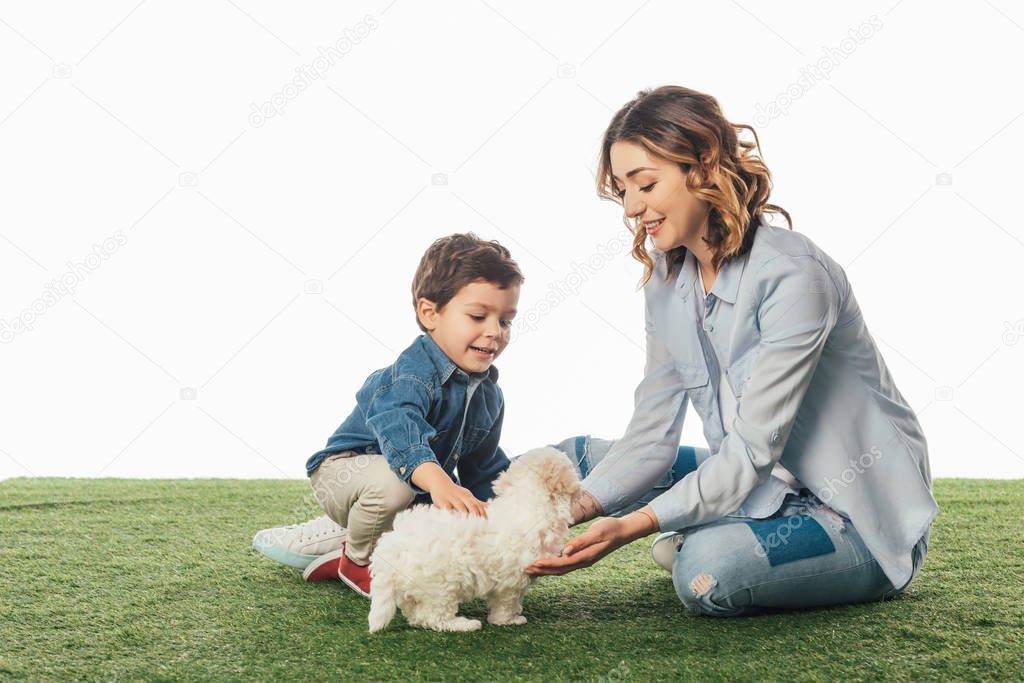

[596,85,793,288]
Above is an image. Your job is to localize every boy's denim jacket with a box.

[305,333,510,502]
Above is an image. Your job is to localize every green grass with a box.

[1,478,1021,682]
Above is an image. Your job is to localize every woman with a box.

[526,85,937,617]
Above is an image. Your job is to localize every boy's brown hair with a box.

[411,233,524,333]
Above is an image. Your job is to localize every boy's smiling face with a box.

[417,279,520,375]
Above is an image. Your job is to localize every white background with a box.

[1,1,1022,482]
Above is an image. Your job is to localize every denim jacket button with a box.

[399,466,406,475]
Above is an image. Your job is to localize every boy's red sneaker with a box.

[338,547,372,598]
[302,546,343,582]
[301,541,372,598]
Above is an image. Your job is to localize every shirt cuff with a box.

[647,489,689,532]
[582,474,626,518]
[392,445,439,494]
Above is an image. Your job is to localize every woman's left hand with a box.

[526,512,655,576]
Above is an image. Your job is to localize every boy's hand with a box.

[431,482,489,518]
[410,460,489,518]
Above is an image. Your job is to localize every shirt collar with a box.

[419,333,499,384]
[676,243,748,305]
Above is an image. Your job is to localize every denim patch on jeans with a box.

[745,514,837,566]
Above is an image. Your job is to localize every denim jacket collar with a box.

[419,332,499,384]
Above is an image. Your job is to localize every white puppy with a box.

[367,447,581,632]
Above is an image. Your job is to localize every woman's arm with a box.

[570,490,604,526]
[645,255,840,531]
[578,290,690,518]
[527,287,688,574]
[529,256,841,576]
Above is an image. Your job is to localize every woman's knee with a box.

[671,532,753,617]
[547,435,619,480]
[546,435,708,482]
[548,435,589,476]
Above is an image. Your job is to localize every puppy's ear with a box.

[540,451,582,499]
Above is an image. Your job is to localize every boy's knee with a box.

[311,454,414,518]
[370,471,416,512]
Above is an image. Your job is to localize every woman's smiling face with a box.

[609,140,711,253]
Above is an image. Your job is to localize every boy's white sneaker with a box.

[650,531,686,573]
[252,515,347,569]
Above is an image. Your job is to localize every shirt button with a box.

[399,466,406,475]
[704,324,713,332]
[452,453,460,461]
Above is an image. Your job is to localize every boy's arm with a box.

[363,375,443,494]
[408,460,454,492]
[458,402,512,501]
[364,375,486,517]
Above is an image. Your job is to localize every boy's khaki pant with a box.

[309,451,417,565]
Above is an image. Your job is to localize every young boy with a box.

[253,233,522,597]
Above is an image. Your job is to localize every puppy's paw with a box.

[439,617,482,632]
[460,618,483,632]
[488,614,527,626]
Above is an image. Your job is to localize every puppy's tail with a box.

[367,566,397,633]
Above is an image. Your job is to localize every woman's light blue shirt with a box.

[583,216,937,589]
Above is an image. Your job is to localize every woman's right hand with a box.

[430,482,489,518]
[526,517,631,575]
[526,508,658,575]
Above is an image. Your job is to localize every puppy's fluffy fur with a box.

[367,447,580,632]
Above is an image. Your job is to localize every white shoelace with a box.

[298,515,343,543]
